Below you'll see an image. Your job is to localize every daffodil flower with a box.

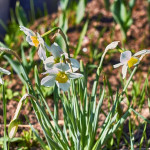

[113,50,150,79]
[0,67,11,84]
[20,26,46,61]
[41,63,83,91]
[44,43,80,72]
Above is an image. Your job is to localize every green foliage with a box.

[74,20,89,58]
[2,36,149,149]
[2,85,7,150]
[60,0,70,10]
[111,0,136,42]
[15,2,28,26]
[76,0,87,24]
[104,0,110,11]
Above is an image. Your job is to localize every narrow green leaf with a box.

[104,0,110,11]
[74,20,88,58]
[139,122,147,149]
[34,66,40,86]
[35,101,69,150]
[76,0,87,24]
[15,1,27,26]
[36,84,69,147]
[0,19,8,31]
[4,55,26,84]
[120,1,127,23]
[129,119,134,150]
[93,88,105,132]
[29,124,48,150]
[129,0,136,10]
[21,45,28,67]
[131,108,150,123]
[2,85,7,150]
[60,0,69,10]
[30,0,35,22]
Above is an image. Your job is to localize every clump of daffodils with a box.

[113,50,150,79]
[41,43,83,91]
[20,26,83,91]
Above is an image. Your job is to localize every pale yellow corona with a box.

[127,57,138,68]
[55,72,68,83]
[30,36,39,47]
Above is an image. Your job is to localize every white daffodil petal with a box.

[37,33,44,45]
[44,56,55,64]
[54,63,70,72]
[57,81,70,92]
[68,73,83,79]
[38,45,46,61]
[0,67,11,75]
[26,36,35,46]
[45,63,54,70]
[0,77,4,84]
[20,26,35,36]
[42,68,59,75]
[113,62,124,68]
[122,64,128,79]
[69,58,80,72]
[44,56,55,70]
[46,43,63,58]
[133,49,150,56]
[26,36,32,43]
[133,50,147,56]
[120,51,132,63]
[145,50,150,54]
[41,75,56,87]
[105,41,120,52]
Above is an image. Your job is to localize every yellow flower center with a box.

[54,57,60,64]
[31,36,39,47]
[55,72,68,83]
[127,57,138,68]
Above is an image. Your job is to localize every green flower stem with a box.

[3,84,7,150]
[121,29,127,45]
[96,51,106,78]
[54,85,59,123]
[123,66,137,93]
[41,27,70,57]
[93,50,108,93]
[119,66,138,102]
[41,27,60,37]
[96,41,120,82]
[118,66,137,103]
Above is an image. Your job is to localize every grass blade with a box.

[3,85,7,150]
[29,123,48,150]
[129,119,134,150]
[74,20,88,58]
